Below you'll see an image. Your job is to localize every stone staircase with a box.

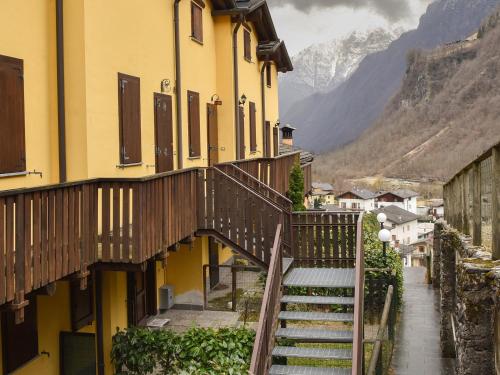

[268,265,356,375]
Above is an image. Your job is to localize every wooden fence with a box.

[444,141,499,258]
[291,211,360,267]
[249,224,283,375]
[0,168,199,319]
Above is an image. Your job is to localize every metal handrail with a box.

[352,212,365,375]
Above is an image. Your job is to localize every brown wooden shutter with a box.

[239,107,245,159]
[273,126,279,157]
[0,55,26,174]
[188,91,201,157]
[249,102,257,152]
[2,295,38,373]
[191,2,203,42]
[244,29,251,61]
[265,121,271,157]
[118,73,142,164]
[266,65,272,87]
[70,278,94,331]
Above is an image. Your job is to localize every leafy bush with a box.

[289,163,306,211]
[111,326,255,375]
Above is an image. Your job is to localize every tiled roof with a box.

[386,189,419,199]
[279,143,314,164]
[312,182,334,191]
[373,205,420,225]
[338,188,376,200]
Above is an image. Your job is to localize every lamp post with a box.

[377,213,390,257]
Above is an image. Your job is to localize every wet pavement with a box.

[392,267,456,374]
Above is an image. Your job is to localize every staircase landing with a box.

[283,268,355,288]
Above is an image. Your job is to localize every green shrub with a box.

[289,162,306,211]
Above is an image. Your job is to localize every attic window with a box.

[244,29,252,61]
[191,1,203,43]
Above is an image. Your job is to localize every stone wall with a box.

[434,224,500,375]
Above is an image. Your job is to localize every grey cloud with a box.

[267,0,413,21]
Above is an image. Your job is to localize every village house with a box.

[0,1,293,373]
[375,189,419,214]
[336,188,377,211]
[373,205,420,248]
[308,182,335,208]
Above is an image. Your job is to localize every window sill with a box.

[190,36,204,45]
[116,162,143,169]
[244,57,252,63]
[266,84,272,88]
[0,171,29,178]
[187,156,201,160]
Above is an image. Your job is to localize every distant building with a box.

[373,205,420,247]
[375,189,419,214]
[336,188,376,211]
[308,182,335,207]
[429,199,444,219]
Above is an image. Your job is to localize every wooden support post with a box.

[472,162,482,246]
[492,146,500,260]
[231,267,237,312]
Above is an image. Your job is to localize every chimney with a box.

[281,124,296,146]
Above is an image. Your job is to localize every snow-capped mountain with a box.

[279,28,403,113]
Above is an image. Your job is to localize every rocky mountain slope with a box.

[286,0,500,152]
[279,29,402,115]
[314,6,500,182]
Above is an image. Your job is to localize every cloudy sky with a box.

[267,0,434,55]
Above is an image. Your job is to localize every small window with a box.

[191,1,203,43]
[266,65,272,87]
[244,29,251,61]
[0,55,26,174]
[187,91,201,157]
[118,73,142,165]
[2,296,38,373]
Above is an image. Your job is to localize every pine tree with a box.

[288,163,305,211]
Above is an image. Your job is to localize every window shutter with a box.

[239,107,245,159]
[244,29,251,61]
[70,278,94,331]
[265,121,271,157]
[249,102,257,152]
[118,73,142,164]
[191,2,203,42]
[273,126,279,157]
[188,91,201,157]
[266,65,272,87]
[0,55,26,174]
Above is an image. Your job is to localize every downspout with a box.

[95,271,105,375]
[56,0,67,182]
[233,17,243,160]
[260,61,270,157]
[174,0,183,169]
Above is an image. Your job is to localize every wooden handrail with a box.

[249,223,283,375]
[366,285,394,375]
[352,212,365,375]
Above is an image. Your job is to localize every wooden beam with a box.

[492,146,500,260]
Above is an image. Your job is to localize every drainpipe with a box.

[233,17,243,160]
[174,0,183,169]
[56,0,67,182]
[260,61,270,157]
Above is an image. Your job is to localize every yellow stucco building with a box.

[0,0,292,374]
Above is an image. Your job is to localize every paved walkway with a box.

[392,267,456,374]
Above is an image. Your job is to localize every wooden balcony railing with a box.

[352,213,365,375]
[232,151,300,195]
[0,168,199,321]
[249,223,283,375]
[197,167,288,266]
[291,211,360,268]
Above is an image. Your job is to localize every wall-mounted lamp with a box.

[239,94,247,106]
[161,79,171,93]
[211,94,223,106]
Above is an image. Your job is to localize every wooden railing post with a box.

[472,162,482,246]
[492,146,499,260]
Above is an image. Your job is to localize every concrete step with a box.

[269,365,351,375]
[272,346,352,360]
[281,295,354,306]
[278,311,354,323]
[276,327,353,343]
[283,268,355,288]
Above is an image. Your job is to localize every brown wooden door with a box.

[154,93,174,173]
[127,271,147,326]
[0,55,26,174]
[273,126,279,157]
[265,121,271,157]
[239,107,245,159]
[208,238,220,289]
[207,104,219,166]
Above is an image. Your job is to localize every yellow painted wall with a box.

[0,0,59,190]
[219,245,234,264]
[265,63,280,156]
[101,271,128,375]
[166,237,206,306]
